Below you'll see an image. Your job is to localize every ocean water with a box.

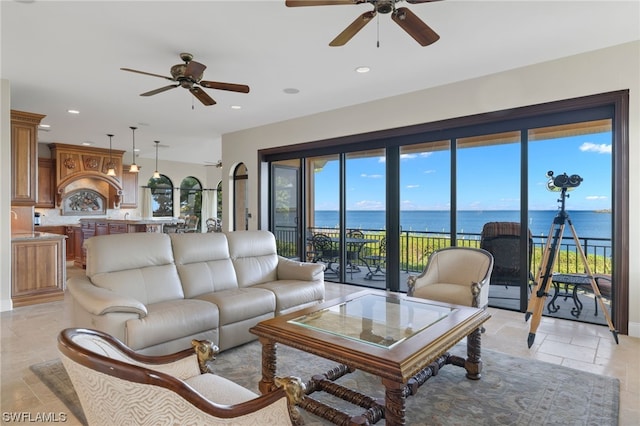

[313,210,611,240]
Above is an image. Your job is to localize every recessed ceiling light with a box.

[67,109,80,114]
[355,66,370,73]
[283,88,300,94]
[231,105,242,110]
[39,124,51,128]
[81,142,93,146]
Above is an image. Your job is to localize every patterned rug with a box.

[31,341,619,425]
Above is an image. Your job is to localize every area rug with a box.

[31,342,618,426]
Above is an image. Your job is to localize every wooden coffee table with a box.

[250,289,491,426]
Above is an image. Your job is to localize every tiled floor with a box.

[1,268,638,425]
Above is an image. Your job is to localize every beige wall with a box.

[1,79,12,311]
[221,41,640,337]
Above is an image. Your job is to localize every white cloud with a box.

[406,184,420,188]
[585,195,608,200]
[354,200,384,210]
[580,142,611,154]
[360,173,383,179]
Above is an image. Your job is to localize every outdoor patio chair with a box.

[57,328,305,426]
[361,237,386,280]
[346,230,365,278]
[310,233,339,275]
[480,221,534,300]
[407,247,494,310]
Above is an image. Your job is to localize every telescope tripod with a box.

[525,187,618,348]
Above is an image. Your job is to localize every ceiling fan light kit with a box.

[286,0,441,47]
[121,53,250,106]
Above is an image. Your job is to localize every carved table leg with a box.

[382,378,407,426]
[258,337,278,394]
[465,327,483,380]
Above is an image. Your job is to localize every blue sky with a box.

[314,131,612,211]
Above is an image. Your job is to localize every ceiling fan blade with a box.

[391,7,440,46]
[121,68,175,81]
[200,80,250,93]
[406,0,443,4]
[329,10,376,46]
[190,87,216,106]
[140,84,179,96]
[286,0,362,6]
[185,60,207,80]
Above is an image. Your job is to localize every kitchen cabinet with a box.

[119,166,138,208]
[11,233,65,307]
[11,110,46,206]
[36,225,78,261]
[36,158,56,208]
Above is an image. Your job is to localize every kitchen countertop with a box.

[78,218,179,224]
[11,232,68,241]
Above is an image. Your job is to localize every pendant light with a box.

[153,140,161,179]
[129,126,139,173]
[106,134,116,176]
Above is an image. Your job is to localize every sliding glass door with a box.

[263,92,627,332]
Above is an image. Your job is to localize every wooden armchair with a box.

[58,328,305,425]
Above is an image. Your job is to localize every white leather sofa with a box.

[67,230,325,355]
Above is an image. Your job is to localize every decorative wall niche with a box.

[62,189,106,216]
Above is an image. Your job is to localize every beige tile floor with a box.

[1,268,638,425]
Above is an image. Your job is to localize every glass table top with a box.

[289,293,456,349]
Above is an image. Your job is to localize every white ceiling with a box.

[2,1,639,165]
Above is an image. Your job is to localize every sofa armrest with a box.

[67,276,148,317]
[277,256,324,281]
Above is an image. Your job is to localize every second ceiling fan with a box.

[286,0,442,47]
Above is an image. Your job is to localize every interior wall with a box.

[221,41,640,337]
[1,79,12,311]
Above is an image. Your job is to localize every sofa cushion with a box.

[253,280,325,315]
[86,233,184,305]
[194,288,275,326]
[227,230,279,287]
[170,233,239,297]
[125,299,219,351]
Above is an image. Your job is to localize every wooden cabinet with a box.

[36,158,56,208]
[11,110,46,206]
[120,166,138,208]
[11,236,65,307]
[35,225,79,261]
[108,223,128,234]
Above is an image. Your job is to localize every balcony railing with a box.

[274,226,612,276]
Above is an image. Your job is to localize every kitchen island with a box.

[11,232,66,307]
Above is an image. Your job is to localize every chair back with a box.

[312,233,337,258]
[480,222,533,287]
[58,328,295,425]
[424,247,494,287]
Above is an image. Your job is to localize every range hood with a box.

[48,143,126,211]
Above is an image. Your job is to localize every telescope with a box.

[546,171,582,192]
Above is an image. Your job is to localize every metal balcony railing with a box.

[274,226,612,277]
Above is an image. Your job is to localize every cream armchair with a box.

[58,328,305,425]
[407,247,494,309]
